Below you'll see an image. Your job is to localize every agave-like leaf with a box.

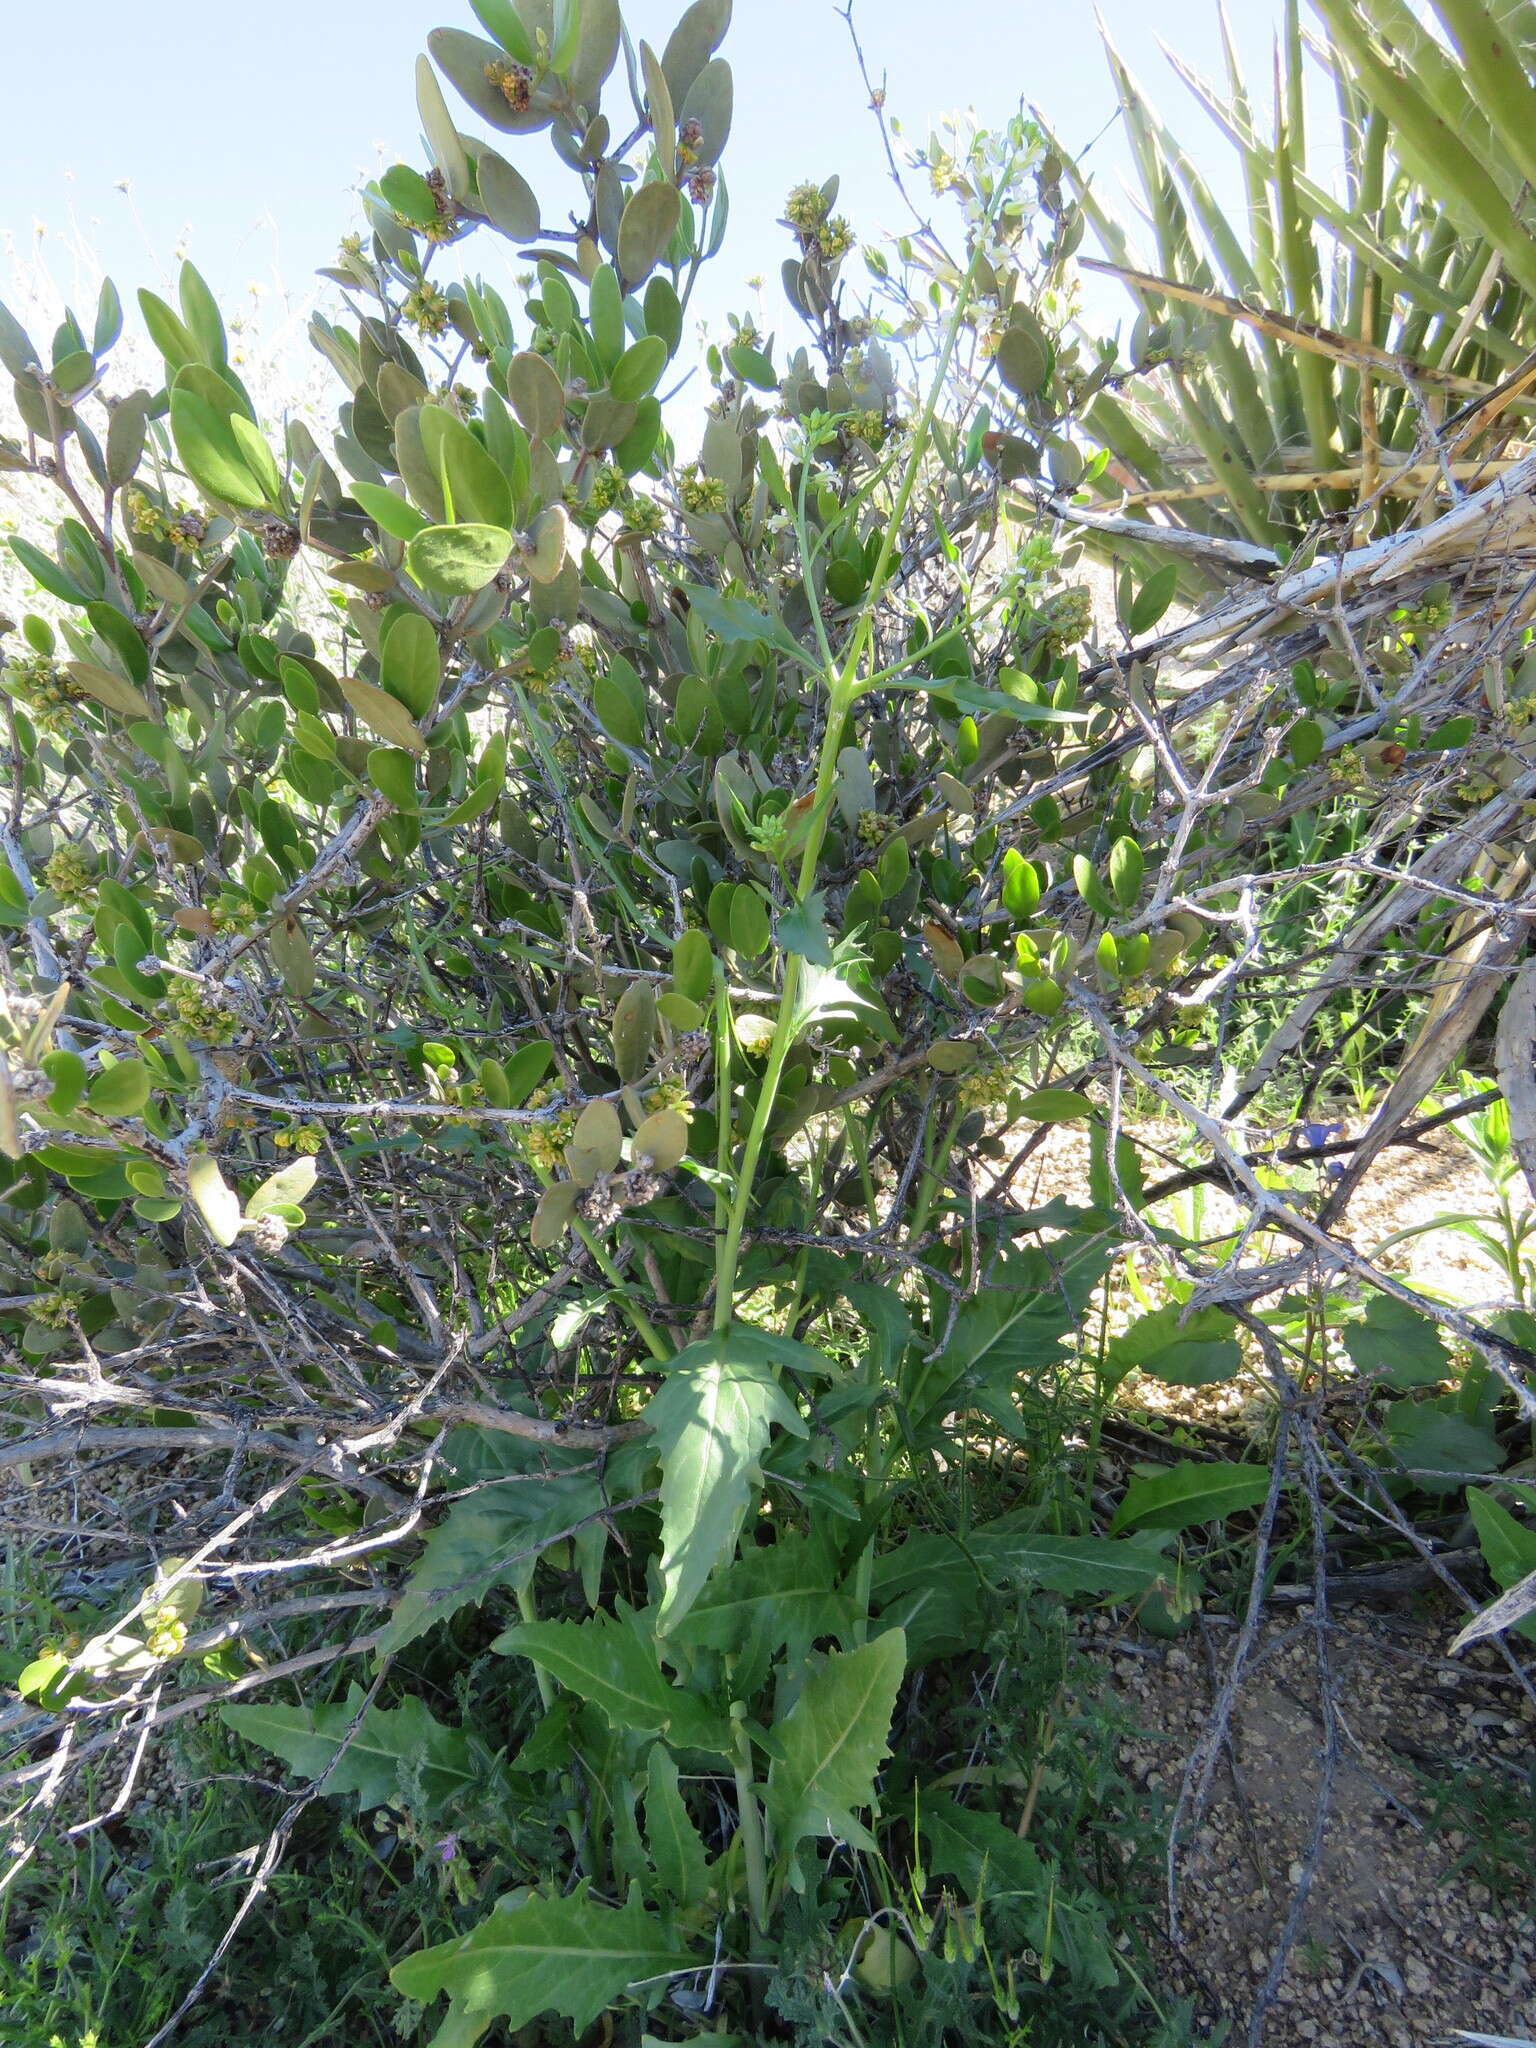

[1067,0,1536,557]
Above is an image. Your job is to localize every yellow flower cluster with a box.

[955,1064,1011,1114]
[1035,586,1095,657]
[643,1076,693,1121]
[485,57,533,111]
[144,1609,188,1661]
[679,470,727,516]
[622,495,664,539]
[817,216,854,264]
[404,283,452,338]
[163,985,241,1045]
[127,492,206,550]
[30,1291,82,1331]
[783,184,855,264]
[208,897,254,934]
[582,463,628,519]
[4,654,88,730]
[846,409,895,452]
[43,842,96,906]
[784,182,829,234]
[273,1121,325,1155]
[519,1086,577,1175]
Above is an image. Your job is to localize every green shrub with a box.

[3,2,1536,2041]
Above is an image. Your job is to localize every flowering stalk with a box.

[710,158,1020,1332]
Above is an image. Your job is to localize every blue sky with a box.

[0,0,1284,363]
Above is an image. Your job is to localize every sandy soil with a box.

[1012,1116,1503,1305]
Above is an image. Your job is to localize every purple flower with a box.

[1295,1121,1346,1179]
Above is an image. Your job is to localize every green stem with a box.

[528,1161,669,1361]
[905,1102,966,1250]
[730,1695,769,1938]
[573,1217,669,1361]
[851,1533,876,1648]
[713,961,734,1244]
[710,161,1018,1332]
[831,204,1014,707]
[515,1586,555,1714]
[712,948,807,1334]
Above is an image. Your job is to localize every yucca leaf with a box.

[1310,0,1536,296]
[1082,263,1493,398]
[1277,1,1341,471]
[1215,3,1283,303]
[1433,0,1536,198]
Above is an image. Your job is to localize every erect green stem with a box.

[573,1217,670,1362]
[531,1155,670,1361]
[729,1693,769,1937]
[830,187,1017,709]
[516,1586,555,1714]
[905,1100,967,1251]
[709,168,1018,1333]
[712,947,808,1336]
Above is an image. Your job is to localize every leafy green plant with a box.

[1419,1749,1536,1906]
[6,1,1536,2040]
[1373,1080,1536,1305]
[0,1,1211,2035]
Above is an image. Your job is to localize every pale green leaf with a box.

[86,1058,150,1118]
[245,1156,318,1219]
[1342,1293,1451,1388]
[490,1610,728,1749]
[406,522,513,595]
[873,1520,1167,1614]
[1111,1459,1273,1534]
[647,1335,807,1632]
[381,1472,605,1652]
[391,1885,694,2030]
[186,1154,241,1246]
[65,661,152,722]
[617,181,681,289]
[379,610,441,719]
[223,1686,482,1811]
[476,148,542,241]
[644,1743,712,1908]
[765,1631,905,1872]
[339,673,426,754]
[684,583,809,665]
[1105,1303,1243,1388]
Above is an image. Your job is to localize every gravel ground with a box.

[1089,1607,1536,2047]
[1014,1117,1502,1305]
[1035,1117,1536,2045]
